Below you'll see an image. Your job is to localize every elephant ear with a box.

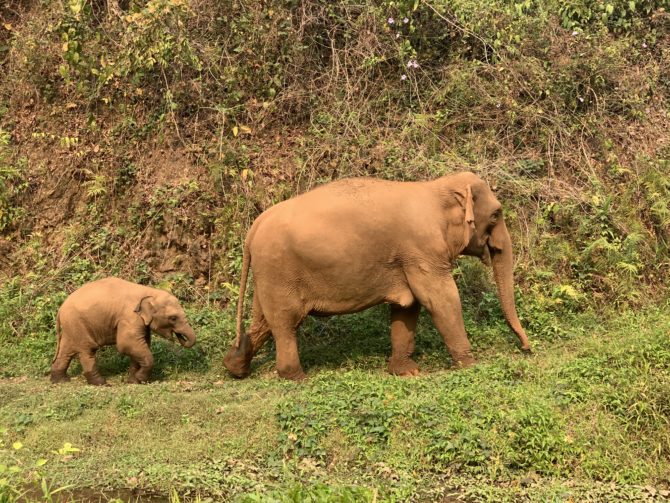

[134,296,156,326]
[453,184,475,246]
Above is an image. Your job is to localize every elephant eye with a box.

[169,316,178,322]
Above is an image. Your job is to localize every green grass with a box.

[1,301,669,502]
[2,0,670,500]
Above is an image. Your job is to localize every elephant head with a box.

[136,293,196,348]
[449,172,531,352]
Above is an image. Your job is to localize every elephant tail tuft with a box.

[52,311,62,365]
[234,240,251,349]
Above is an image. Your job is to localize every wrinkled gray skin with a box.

[50,277,196,385]
[223,171,531,381]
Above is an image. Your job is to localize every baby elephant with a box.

[50,277,196,385]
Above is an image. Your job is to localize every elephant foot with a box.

[50,371,71,384]
[388,357,420,377]
[83,371,107,386]
[277,367,306,381]
[521,345,532,354]
[127,374,148,384]
[451,353,476,369]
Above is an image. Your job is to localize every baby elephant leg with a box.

[117,323,154,384]
[127,350,154,384]
[126,333,152,383]
[50,340,76,383]
[79,349,107,386]
[123,340,154,384]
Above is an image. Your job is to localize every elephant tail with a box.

[234,240,251,349]
[52,311,62,365]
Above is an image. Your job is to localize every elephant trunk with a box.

[489,226,531,351]
[175,325,196,348]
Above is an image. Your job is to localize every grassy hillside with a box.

[2,308,670,501]
[1,0,670,500]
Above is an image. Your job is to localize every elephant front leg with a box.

[127,332,152,383]
[118,327,154,384]
[388,303,421,376]
[127,359,141,382]
[124,342,154,384]
[409,273,476,368]
[126,351,154,384]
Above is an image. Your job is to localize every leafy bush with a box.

[558,0,667,32]
[505,402,572,474]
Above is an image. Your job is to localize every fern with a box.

[82,169,109,200]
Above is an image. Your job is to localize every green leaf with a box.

[56,442,81,455]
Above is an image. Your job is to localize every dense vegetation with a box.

[1,0,670,500]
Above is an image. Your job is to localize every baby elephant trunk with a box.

[174,325,196,348]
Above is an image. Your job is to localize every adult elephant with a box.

[223,171,531,380]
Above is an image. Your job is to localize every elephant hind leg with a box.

[79,349,107,386]
[259,292,306,381]
[50,342,76,383]
[224,293,272,378]
[272,322,306,381]
[388,303,421,376]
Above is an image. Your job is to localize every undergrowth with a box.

[1,308,669,501]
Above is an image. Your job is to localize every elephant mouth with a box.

[174,332,188,343]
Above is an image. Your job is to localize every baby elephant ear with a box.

[134,296,155,326]
[454,184,475,245]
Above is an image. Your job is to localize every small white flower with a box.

[403,17,409,24]
[401,74,407,81]
[496,103,501,108]
[642,42,648,48]
[578,97,584,103]
[395,33,401,39]
[571,30,578,36]
[388,17,395,24]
